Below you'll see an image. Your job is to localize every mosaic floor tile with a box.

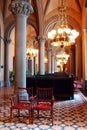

[0,87,87,130]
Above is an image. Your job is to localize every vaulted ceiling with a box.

[1,0,87,43]
[0,0,86,77]
[29,0,86,38]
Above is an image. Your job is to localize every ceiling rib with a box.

[44,0,51,15]
[75,0,82,12]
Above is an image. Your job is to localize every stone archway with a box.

[43,13,82,77]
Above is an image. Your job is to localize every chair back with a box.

[26,87,33,97]
[10,94,19,106]
[36,87,53,102]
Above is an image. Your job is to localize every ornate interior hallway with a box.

[0,86,87,130]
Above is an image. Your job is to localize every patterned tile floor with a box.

[0,86,87,130]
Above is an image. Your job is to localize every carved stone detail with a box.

[38,36,46,42]
[10,0,33,16]
[5,37,11,44]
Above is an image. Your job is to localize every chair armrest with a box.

[10,94,18,106]
[51,96,55,106]
[52,96,55,101]
[30,95,36,100]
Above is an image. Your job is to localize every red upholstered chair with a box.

[32,87,54,125]
[10,87,33,123]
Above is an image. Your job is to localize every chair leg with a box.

[10,108,12,122]
[31,109,33,124]
[31,109,34,124]
[17,110,20,117]
[51,110,53,125]
[37,110,39,118]
[28,110,30,123]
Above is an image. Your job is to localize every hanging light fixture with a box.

[26,40,38,59]
[56,51,70,61]
[26,48,38,59]
[48,0,79,47]
[56,47,70,66]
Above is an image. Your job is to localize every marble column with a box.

[38,37,45,75]
[28,58,32,76]
[83,29,87,89]
[48,44,52,73]
[29,57,35,76]
[75,44,78,78]
[4,37,11,87]
[9,0,33,98]
[51,54,54,73]
[33,56,36,75]
[82,30,85,88]
[54,57,57,72]
[31,57,34,76]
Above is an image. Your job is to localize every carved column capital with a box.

[48,48,52,52]
[83,28,87,32]
[5,37,11,44]
[9,0,33,16]
[38,36,46,41]
[48,43,52,52]
[37,36,46,45]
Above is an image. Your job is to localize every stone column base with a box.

[4,80,11,87]
[17,89,29,101]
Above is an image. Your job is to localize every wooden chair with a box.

[10,87,33,123]
[32,87,54,125]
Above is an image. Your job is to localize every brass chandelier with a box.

[26,40,38,59]
[48,0,79,47]
[56,49,70,65]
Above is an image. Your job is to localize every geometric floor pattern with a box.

[0,87,87,130]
